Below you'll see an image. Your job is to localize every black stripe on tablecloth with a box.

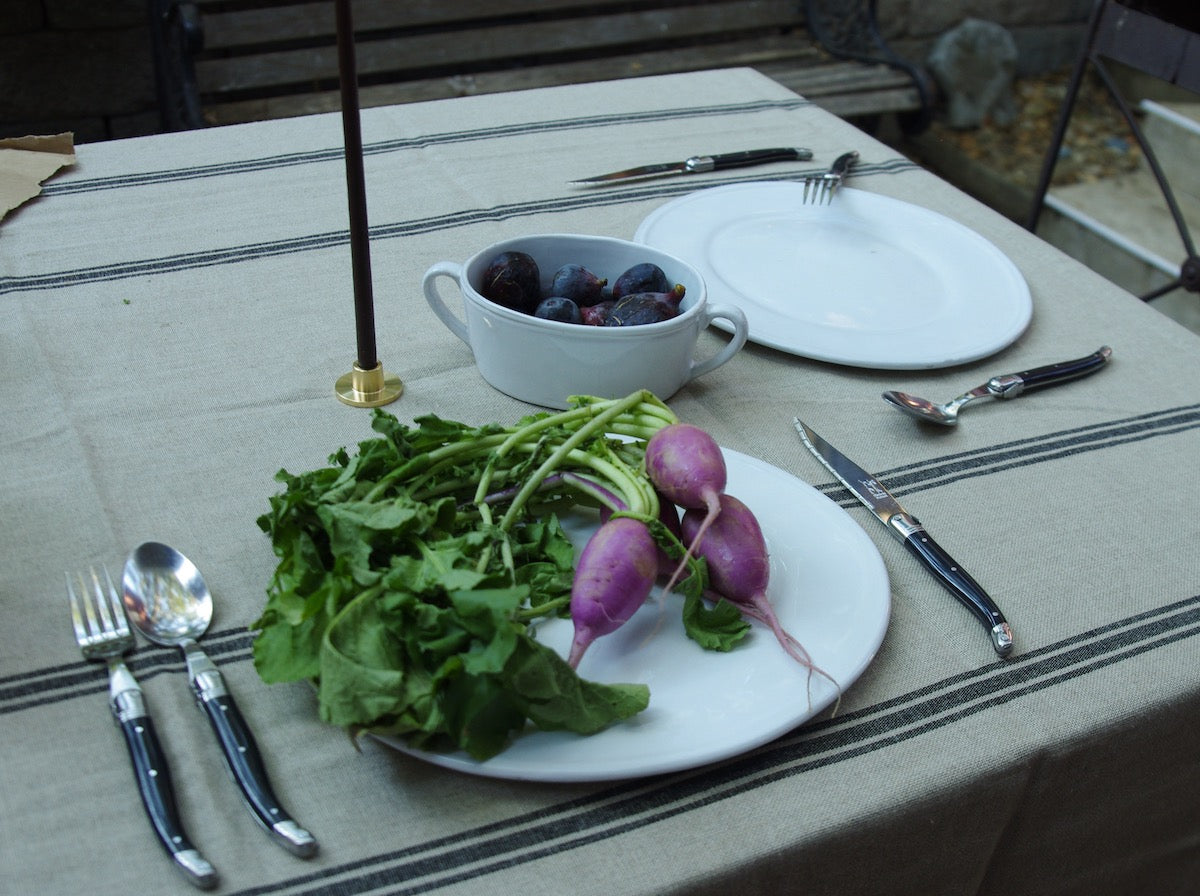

[814,402,1200,506]
[0,159,919,296]
[4,401,1196,718]
[41,98,813,196]
[0,628,252,715]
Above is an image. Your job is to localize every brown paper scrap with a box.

[1,133,76,224]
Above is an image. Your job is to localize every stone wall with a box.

[0,0,1095,144]
[881,0,1096,76]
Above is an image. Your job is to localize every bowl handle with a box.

[688,304,749,381]
[422,261,471,345]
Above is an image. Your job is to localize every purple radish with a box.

[566,517,659,669]
[681,493,839,707]
[644,423,726,593]
[599,491,685,579]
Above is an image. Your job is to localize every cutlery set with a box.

[572,146,858,198]
[69,543,316,889]
[793,346,1113,656]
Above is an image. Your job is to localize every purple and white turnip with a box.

[681,493,839,707]
[567,516,660,669]
[644,422,727,595]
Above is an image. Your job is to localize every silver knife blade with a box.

[571,147,812,184]
[794,418,1014,656]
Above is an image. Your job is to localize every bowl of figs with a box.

[422,233,748,408]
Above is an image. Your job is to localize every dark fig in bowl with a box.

[550,263,608,307]
[481,251,541,313]
[612,262,671,299]
[534,296,583,324]
[604,290,684,327]
[580,300,615,326]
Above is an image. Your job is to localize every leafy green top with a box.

[253,391,748,760]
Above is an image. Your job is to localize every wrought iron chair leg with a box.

[1026,0,1200,303]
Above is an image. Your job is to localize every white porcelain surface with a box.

[375,447,891,782]
[635,184,1032,369]
[423,234,748,408]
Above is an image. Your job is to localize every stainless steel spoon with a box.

[122,541,318,858]
[882,346,1112,426]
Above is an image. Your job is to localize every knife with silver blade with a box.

[794,418,1014,657]
[570,147,813,184]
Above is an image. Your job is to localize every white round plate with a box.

[374,448,891,782]
[634,184,1032,369]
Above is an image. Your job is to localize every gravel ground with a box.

[920,66,1143,190]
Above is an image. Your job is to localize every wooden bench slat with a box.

[154,0,931,131]
[196,1,807,97]
[200,43,910,128]
[199,0,806,53]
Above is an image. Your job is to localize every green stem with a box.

[497,392,649,532]
[513,595,570,620]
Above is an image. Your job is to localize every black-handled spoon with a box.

[882,346,1112,426]
[121,542,318,858]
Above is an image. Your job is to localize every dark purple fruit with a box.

[603,291,682,326]
[534,296,582,324]
[550,264,607,307]
[481,251,541,313]
[580,300,614,326]
[611,262,670,300]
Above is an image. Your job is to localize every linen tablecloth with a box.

[3,68,1199,895]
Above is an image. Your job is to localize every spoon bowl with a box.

[122,541,212,645]
[882,387,987,426]
[123,542,317,858]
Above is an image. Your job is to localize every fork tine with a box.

[98,566,130,638]
[81,569,105,640]
[67,565,131,649]
[66,571,90,644]
[88,566,117,635]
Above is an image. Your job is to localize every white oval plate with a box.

[374,448,890,782]
[634,184,1032,369]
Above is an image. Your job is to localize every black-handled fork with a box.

[67,567,218,890]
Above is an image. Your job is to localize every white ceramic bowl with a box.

[423,234,748,408]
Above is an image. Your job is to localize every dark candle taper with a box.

[332,0,401,406]
[335,0,377,371]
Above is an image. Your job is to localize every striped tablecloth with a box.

[3,68,1199,896]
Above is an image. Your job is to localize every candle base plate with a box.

[335,361,404,407]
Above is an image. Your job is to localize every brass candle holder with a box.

[335,361,404,407]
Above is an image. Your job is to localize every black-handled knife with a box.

[794,418,1014,656]
[571,147,813,184]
